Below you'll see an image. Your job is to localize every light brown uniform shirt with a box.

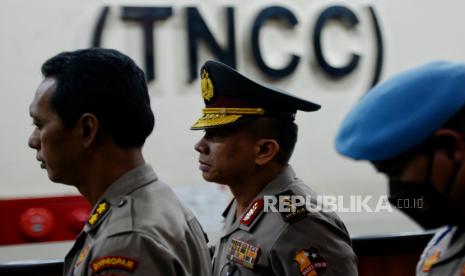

[64,164,212,276]
[212,166,358,276]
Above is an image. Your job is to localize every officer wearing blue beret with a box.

[192,60,357,276]
[335,61,465,275]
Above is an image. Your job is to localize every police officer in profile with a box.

[191,60,358,275]
[335,61,465,275]
[28,48,211,276]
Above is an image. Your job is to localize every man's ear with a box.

[254,139,280,166]
[79,113,99,148]
[433,129,465,161]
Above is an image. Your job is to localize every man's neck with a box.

[229,164,285,218]
[75,146,145,206]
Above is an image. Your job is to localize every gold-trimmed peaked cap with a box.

[191,60,320,130]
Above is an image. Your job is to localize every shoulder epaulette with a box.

[87,200,110,226]
[277,190,308,223]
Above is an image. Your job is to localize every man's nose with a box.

[28,129,40,150]
[195,136,209,154]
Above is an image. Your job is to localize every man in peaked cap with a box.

[192,60,357,276]
[335,61,465,275]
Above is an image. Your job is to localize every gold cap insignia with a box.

[201,69,214,101]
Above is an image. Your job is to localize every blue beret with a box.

[335,61,465,161]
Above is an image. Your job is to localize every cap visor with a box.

[190,114,243,130]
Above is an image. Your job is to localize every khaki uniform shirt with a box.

[212,166,358,276]
[64,164,211,276]
[416,226,465,275]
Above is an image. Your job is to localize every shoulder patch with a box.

[88,200,110,226]
[90,256,138,273]
[294,247,327,275]
[277,190,308,223]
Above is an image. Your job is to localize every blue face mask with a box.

[387,151,463,229]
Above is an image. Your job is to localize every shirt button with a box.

[118,198,127,207]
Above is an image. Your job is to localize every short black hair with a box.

[244,117,298,165]
[41,48,154,148]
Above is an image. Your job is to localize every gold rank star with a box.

[96,202,107,214]
[88,214,99,225]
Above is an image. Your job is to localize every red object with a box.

[19,207,55,240]
[68,207,91,233]
[0,195,92,245]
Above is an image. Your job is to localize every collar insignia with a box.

[201,69,214,102]
[294,247,327,276]
[88,200,110,226]
[422,251,441,272]
[226,239,260,270]
[75,245,90,268]
[240,199,264,226]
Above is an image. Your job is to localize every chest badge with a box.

[240,199,264,226]
[294,247,327,276]
[226,239,260,270]
[422,251,441,272]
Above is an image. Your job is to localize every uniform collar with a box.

[222,199,235,218]
[100,163,158,200]
[435,226,465,266]
[221,200,239,237]
[84,164,158,233]
[253,165,297,199]
[221,166,296,235]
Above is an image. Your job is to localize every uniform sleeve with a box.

[85,232,189,276]
[268,216,358,276]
